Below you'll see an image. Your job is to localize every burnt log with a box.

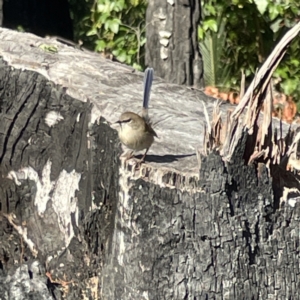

[0,27,300,300]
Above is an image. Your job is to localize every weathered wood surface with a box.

[0,28,293,176]
[0,28,300,300]
[0,28,208,177]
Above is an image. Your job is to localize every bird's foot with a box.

[131,159,143,171]
[122,150,134,161]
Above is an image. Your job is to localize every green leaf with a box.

[274,66,289,79]
[270,18,282,32]
[108,19,121,34]
[200,15,230,87]
[126,55,132,64]
[97,4,106,13]
[114,0,125,12]
[290,5,299,15]
[254,0,268,15]
[198,27,204,40]
[231,0,240,5]
[204,4,216,16]
[95,40,107,51]
[86,28,98,36]
[128,49,137,55]
[268,4,280,21]
[281,79,298,95]
[290,59,300,67]
[203,19,218,32]
[116,51,128,62]
[132,63,143,71]
[130,0,139,7]
[97,13,110,25]
[284,18,296,28]
[140,37,147,46]
[39,44,58,53]
[17,25,25,32]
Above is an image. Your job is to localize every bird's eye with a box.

[123,118,131,123]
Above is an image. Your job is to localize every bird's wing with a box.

[146,122,158,138]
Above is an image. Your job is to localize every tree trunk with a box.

[0,28,300,300]
[145,0,204,88]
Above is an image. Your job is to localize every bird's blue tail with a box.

[143,67,154,111]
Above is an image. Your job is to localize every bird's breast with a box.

[118,125,154,151]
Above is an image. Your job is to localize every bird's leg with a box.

[125,150,134,161]
[139,148,149,163]
[131,149,149,172]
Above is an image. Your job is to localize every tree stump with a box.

[0,28,300,300]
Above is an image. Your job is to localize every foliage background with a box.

[68,0,300,109]
[69,0,147,70]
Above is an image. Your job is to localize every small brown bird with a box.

[117,68,157,162]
